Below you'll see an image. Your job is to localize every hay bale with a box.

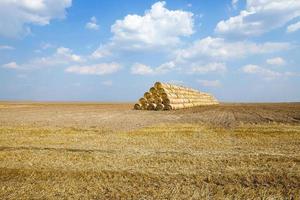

[155,103,164,111]
[164,104,185,110]
[139,98,147,105]
[154,82,165,90]
[147,103,157,110]
[134,103,142,110]
[149,87,157,94]
[148,98,156,104]
[155,97,163,104]
[144,92,152,100]
[134,82,219,111]
[142,103,149,110]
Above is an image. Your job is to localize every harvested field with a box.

[0,102,300,199]
[0,102,300,129]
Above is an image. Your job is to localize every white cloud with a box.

[98,1,194,53]
[168,80,184,85]
[131,63,154,75]
[90,1,195,74]
[232,0,239,9]
[287,21,300,33]
[56,47,82,62]
[85,16,99,30]
[216,0,300,36]
[242,64,296,80]
[91,44,113,59]
[130,36,290,76]
[0,45,15,50]
[0,0,72,38]
[155,62,176,74]
[3,62,19,69]
[266,57,286,66]
[41,42,55,49]
[176,37,290,61]
[65,63,121,75]
[2,47,82,70]
[131,61,177,75]
[131,61,226,76]
[190,62,227,74]
[197,80,221,87]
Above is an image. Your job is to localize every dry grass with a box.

[0,122,299,199]
[1,102,299,199]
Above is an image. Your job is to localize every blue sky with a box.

[0,0,300,102]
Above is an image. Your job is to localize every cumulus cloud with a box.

[91,44,113,59]
[131,63,155,75]
[0,45,15,50]
[287,21,300,33]
[242,64,296,80]
[2,62,19,69]
[2,45,120,76]
[2,47,82,70]
[216,0,300,36]
[65,63,121,75]
[176,37,290,61]
[131,61,176,75]
[92,1,194,58]
[197,80,221,87]
[232,0,239,9]
[41,42,55,49]
[111,1,193,49]
[266,57,286,66]
[0,0,72,38]
[169,37,289,75]
[131,36,290,76]
[85,16,99,30]
[189,63,227,74]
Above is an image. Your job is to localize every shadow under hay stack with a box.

[134,82,219,110]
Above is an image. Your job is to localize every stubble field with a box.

[0,102,299,199]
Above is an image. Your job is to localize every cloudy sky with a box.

[0,0,300,102]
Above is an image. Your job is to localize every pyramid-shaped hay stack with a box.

[134,82,219,111]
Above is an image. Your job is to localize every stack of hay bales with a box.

[134,82,219,111]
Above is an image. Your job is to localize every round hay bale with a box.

[155,97,163,104]
[163,98,170,105]
[157,88,171,94]
[163,98,186,104]
[149,87,157,94]
[147,103,157,110]
[144,92,152,99]
[154,82,172,90]
[183,103,193,108]
[142,103,149,110]
[155,103,164,111]
[139,98,147,104]
[164,104,172,110]
[161,93,169,99]
[164,104,184,110]
[148,98,156,103]
[134,103,142,110]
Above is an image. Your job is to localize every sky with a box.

[0,0,300,102]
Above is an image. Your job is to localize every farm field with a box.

[0,102,300,199]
